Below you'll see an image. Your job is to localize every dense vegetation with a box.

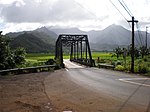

[0,32,26,70]
[92,50,150,74]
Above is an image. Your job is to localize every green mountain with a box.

[7,24,150,52]
[10,33,55,53]
[7,27,57,53]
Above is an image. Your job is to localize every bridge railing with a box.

[98,64,115,69]
[70,58,95,67]
[0,65,57,75]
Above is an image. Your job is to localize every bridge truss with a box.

[55,34,94,67]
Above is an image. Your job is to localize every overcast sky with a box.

[0,0,150,34]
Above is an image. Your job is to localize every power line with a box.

[117,0,132,17]
[109,0,128,21]
[109,0,131,28]
[121,0,133,16]
[75,1,99,20]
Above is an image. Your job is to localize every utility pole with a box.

[128,16,138,73]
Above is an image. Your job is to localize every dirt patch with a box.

[0,72,56,112]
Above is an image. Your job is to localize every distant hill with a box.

[49,24,150,51]
[7,27,57,53]
[31,31,56,46]
[89,24,150,51]
[10,33,55,53]
[35,26,57,39]
[49,27,85,35]
[7,24,150,52]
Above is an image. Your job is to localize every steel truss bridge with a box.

[55,34,95,67]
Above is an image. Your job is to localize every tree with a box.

[139,46,148,58]
[122,48,127,68]
[0,31,26,70]
[134,47,140,59]
[114,47,122,59]
[14,47,26,65]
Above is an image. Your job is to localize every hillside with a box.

[7,24,150,52]
[31,31,56,46]
[49,27,85,35]
[36,26,58,39]
[10,33,55,53]
[7,27,57,53]
[90,25,150,51]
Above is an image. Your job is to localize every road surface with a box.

[45,59,150,112]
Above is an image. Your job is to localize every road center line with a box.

[118,78,150,87]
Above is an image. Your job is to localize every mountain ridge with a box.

[10,33,55,53]
[6,24,150,52]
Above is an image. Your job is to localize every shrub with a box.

[111,61,116,66]
[115,65,125,71]
[115,60,122,66]
[143,58,148,62]
[45,59,55,65]
[138,64,148,73]
[99,59,106,63]
[134,66,139,73]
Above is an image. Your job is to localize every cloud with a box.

[1,0,150,34]
[2,22,43,34]
[1,0,96,23]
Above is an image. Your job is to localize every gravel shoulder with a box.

[0,72,56,112]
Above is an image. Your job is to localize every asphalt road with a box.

[64,59,150,112]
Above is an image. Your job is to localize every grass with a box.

[92,52,150,75]
[26,53,55,62]
[25,53,70,67]
[25,52,150,75]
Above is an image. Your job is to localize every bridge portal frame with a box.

[55,34,94,67]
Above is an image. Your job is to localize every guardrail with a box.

[98,64,115,69]
[70,59,95,67]
[0,65,57,75]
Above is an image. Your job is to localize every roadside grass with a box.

[92,52,150,75]
[25,53,70,67]
[26,53,54,61]
[25,52,150,75]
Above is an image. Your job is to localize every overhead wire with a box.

[109,0,144,47]
[75,1,99,20]
[109,0,128,22]
[119,0,145,47]
[109,0,131,28]
[121,0,133,16]
[117,0,132,17]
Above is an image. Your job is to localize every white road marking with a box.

[119,78,150,87]
[64,59,84,69]
[65,68,69,71]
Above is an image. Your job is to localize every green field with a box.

[26,53,54,62]
[26,53,70,61]
[25,52,150,74]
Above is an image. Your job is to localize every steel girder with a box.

[55,34,94,67]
